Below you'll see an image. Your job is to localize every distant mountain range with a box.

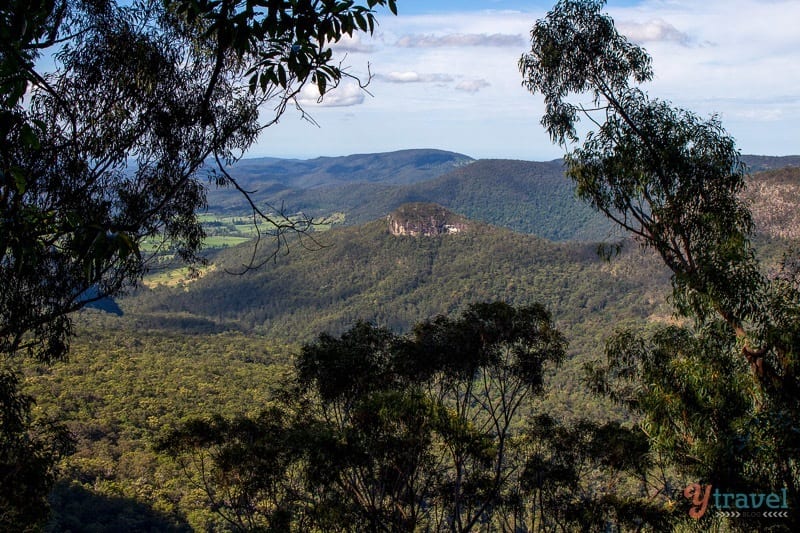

[208,148,472,209]
[206,149,800,242]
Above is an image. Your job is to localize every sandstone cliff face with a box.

[387,203,470,237]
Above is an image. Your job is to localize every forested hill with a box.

[129,204,671,350]
[397,159,618,241]
[135,160,800,342]
[133,157,800,344]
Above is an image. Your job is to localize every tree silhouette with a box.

[1,0,396,527]
[521,1,800,528]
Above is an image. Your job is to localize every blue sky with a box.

[251,0,800,161]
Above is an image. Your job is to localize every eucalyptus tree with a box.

[403,302,567,531]
[1,0,396,364]
[521,0,799,527]
[292,302,567,531]
[1,0,396,528]
[164,302,569,531]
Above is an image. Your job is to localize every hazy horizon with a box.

[237,147,800,162]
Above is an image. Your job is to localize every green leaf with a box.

[317,74,327,96]
[11,168,27,194]
[353,11,368,32]
[20,123,40,149]
[277,64,287,88]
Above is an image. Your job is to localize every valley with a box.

[20,150,800,531]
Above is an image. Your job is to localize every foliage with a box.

[0,368,73,530]
[521,0,800,528]
[587,325,756,486]
[521,0,755,325]
[158,407,316,531]
[24,215,799,529]
[1,0,396,528]
[521,414,675,531]
[160,302,682,531]
[162,303,566,531]
[20,325,295,531]
[1,0,396,364]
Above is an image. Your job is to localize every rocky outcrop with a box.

[387,203,470,237]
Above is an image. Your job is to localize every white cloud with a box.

[455,79,491,93]
[331,33,376,53]
[378,71,454,83]
[617,19,693,46]
[295,81,366,107]
[395,33,525,48]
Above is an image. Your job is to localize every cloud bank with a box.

[395,33,525,48]
[296,81,366,107]
[455,79,491,93]
[617,19,693,46]
[331,33,376,53]
[377,71,454,83]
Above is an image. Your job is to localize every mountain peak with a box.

[387,203,470,237]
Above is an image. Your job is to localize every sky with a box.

[250,0,800,161]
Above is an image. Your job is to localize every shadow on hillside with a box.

[133,313,243,334]
[47,481,191,532]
